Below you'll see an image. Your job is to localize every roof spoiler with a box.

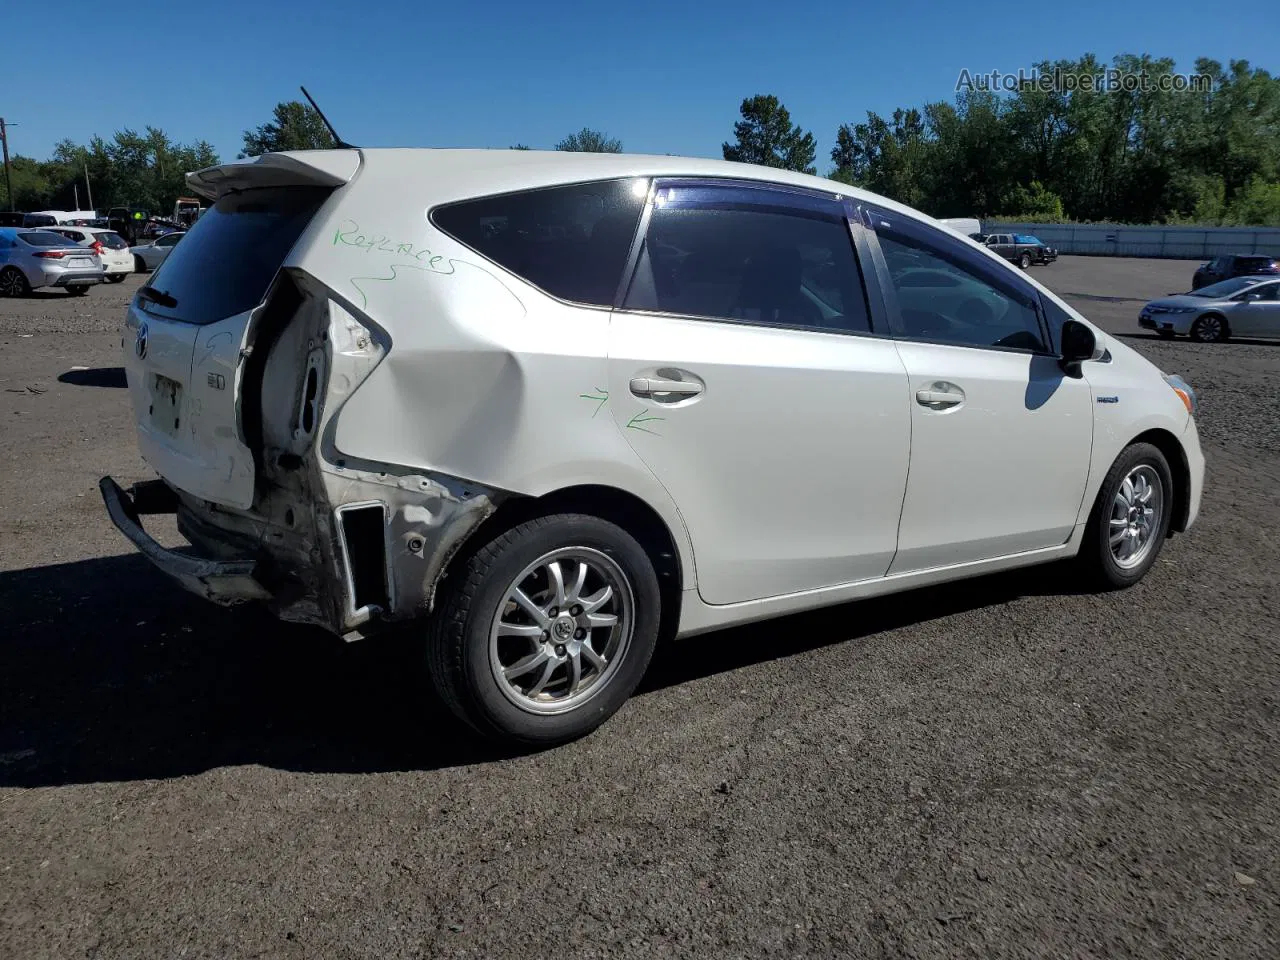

[185,149,361,201]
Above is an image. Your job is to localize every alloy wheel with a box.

[1109,465,1164,569]
[488,547,634,715]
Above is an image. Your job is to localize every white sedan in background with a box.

[49,226,133,282]
[1140,276,1280,342]
[129,231,185,272]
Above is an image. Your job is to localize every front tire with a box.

[1019,252,1032,269]
[426,513,661,746]
[1079,442,1173,589]
[1190,313,1228,342]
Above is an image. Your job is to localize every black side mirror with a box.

[1059,319,1097,378]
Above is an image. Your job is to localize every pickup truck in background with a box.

[980,233,1058,269]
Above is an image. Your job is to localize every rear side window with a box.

[141,187,329,325]
[622,183,871,334]
[431,179,646,307]
[17,231,72,247]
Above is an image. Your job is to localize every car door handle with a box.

[630,377,704,399]
[916,384,965,409]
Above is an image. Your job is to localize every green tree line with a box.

[6,55,1278,225]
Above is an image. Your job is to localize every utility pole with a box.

[84,160,93,212]
[0,118,14,212]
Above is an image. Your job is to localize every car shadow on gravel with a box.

[57,366,127,388]
[0,552,1093,788]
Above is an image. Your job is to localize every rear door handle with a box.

[915,383,965,409]
[630,377,704,399]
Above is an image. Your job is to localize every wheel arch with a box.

[444,484,687,643]
[1130,427,1192,534]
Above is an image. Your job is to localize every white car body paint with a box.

[105,147,1205,644]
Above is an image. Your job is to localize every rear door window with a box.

[141,186,330,325]
[621,182,871,334]
[431,179,646,307]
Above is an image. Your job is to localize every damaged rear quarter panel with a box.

[268,161,697,631]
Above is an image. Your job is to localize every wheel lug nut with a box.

[548,607,557,617]
[555,644,566,657]
[575,629,585,639]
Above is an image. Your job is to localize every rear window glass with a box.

[431,179,646,307]
[24,214,57,227]
[97,232,129,249]
[140,186,329,325]
[17,231,74,247]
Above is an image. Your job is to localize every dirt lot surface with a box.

[2,259,1277,959]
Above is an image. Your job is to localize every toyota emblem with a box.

[135,322,149,360]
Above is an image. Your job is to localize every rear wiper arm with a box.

[137,285,178,309]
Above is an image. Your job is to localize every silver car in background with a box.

[0,228,104,297]
[1140,276,1280,342]
[129,231,185,272]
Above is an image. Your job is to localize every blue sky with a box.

[3,0,1268,168]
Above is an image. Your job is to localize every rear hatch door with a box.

[122,155,354,509]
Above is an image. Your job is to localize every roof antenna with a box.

[300,85,356,149]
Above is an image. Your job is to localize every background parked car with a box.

[982,232,1057,269]
[1140,275,1280,342]
[129,230,185,272]
[0,212,59,228]
[1191,254,1280,290]
[0,228,103,296]
[49,226,133,283]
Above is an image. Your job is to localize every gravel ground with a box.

[1,259,1277,959]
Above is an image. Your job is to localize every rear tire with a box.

[0,266,30,297]
[134,256,147,273]
[426,513,661,746]
[67,285,89,296]
[1078,442,1173,590]
[107,273,126,283]
[1190,313,1228,342]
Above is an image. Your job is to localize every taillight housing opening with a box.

[34,251,66,259]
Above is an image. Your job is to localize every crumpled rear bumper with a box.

[98,477,272,605]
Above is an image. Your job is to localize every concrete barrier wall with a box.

[982,222,1280,260]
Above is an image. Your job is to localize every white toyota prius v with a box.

[101,148,1205,746]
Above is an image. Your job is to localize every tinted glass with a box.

[872,215,1046,352]
[97,232,129,249]
[155,232,183,247]
[139,186,329,325]
[23,214,57,227]
[432,179,646,307]
[624,199,870,333]
[1237,256,1279,270]
[17,231,75,247]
